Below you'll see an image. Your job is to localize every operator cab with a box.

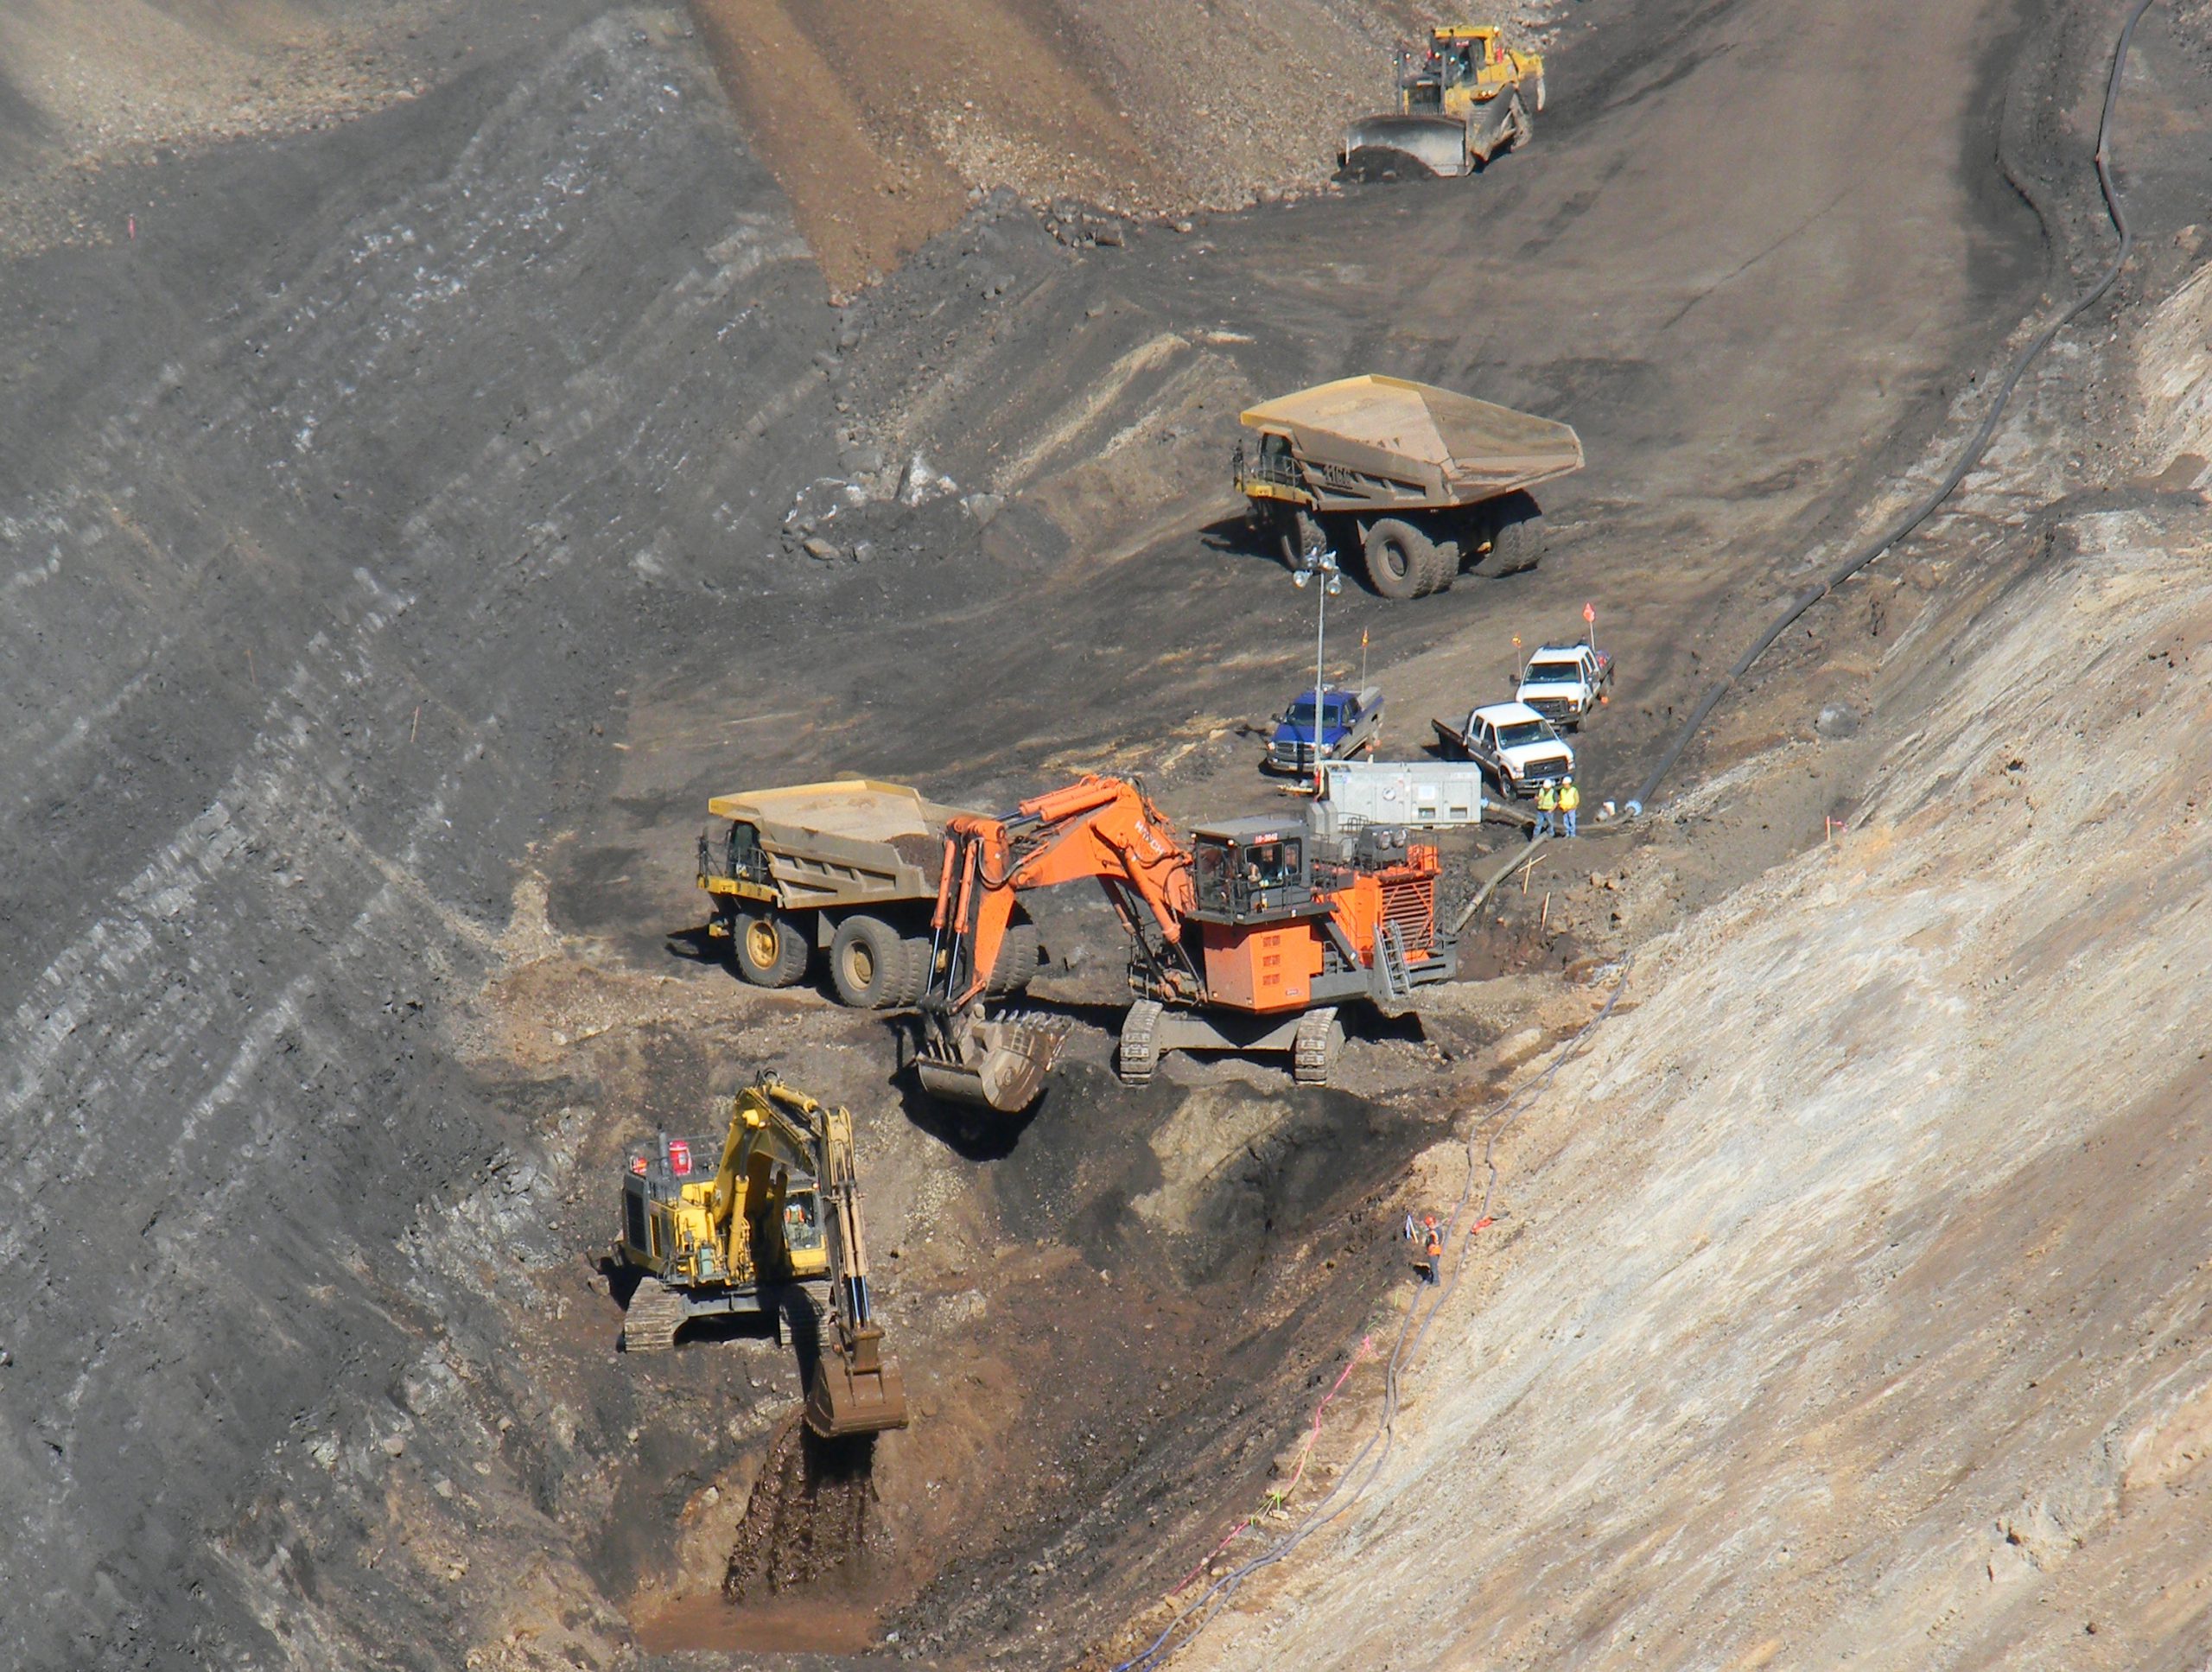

[619,1132,824,1268]
[699,817,772,887]
[1189,817,1321,922]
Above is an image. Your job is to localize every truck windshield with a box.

[1497,721,1555,750]
[1286,697,1343,725]
[1524,661,1580,683]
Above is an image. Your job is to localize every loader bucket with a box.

[913,1012,1072,1113]
[1340,114,1470,179]
[805,1327,909,1438]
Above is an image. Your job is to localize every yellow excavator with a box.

[1342,25,1545,177]
[612,1078,908,1438]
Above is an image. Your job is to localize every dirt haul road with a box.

[0,0,2182,1667]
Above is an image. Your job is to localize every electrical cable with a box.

[1628,0,2157,817]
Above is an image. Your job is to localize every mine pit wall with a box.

[1175,498,2212,1672]
[1167,156,2212,1672]
[0,13,844,1667]
[3,1,2203,1668]
[852,1067,1475,1662]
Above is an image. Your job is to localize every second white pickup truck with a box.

[1515,641,1612,729]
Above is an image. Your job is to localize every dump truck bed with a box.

[706,779,950,842]
[1241,374,1582,505]
[704,780,956,911]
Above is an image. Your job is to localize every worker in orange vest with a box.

[1419,1212,1443,1283]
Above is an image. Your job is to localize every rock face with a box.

[0,11,840,1665]
[7,0,2197,1664]
[1173,11,2212,1668]
[686,0,1499,292]
[1186,501,2212,1672]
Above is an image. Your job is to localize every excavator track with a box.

[1293,1007,1342,1086]
[621,1277,688,1353]
[1118,1000,1165,1086]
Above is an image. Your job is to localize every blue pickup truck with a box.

[1263,683,1384,774]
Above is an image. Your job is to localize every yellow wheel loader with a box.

[613,1078,909,1438]
[1342,26,1545,178]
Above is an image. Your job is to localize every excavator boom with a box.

[934,775,1195,1011]
[914,776,1198,1111]
[802,1100,908,1438]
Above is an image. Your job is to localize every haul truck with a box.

[698,780,1041,1008]
[1233,374,1583,601]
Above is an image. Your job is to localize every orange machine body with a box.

[916,779,1459,1109]
[1197,917,1327,1011]
[1322,843,1443,963]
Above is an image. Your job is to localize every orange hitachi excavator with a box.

[909,775,1455,1111]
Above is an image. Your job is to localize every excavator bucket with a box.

[913,1012,1073,1113]
[1340,114,1470,178]
[805,1326,909,1439]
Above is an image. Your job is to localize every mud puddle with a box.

[632,1593,881,1656]
[629,1416,897,1654]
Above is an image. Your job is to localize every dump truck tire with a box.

[734,910,809,988]
[893,935,935,1005]
[1276,508,1326,569]
[1415,533,1458,595]
[830,914,906,1008]
[1472,491,1545,578]
[986,915,1043,996]
[1362,518,1431,601]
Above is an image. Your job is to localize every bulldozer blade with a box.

[913,1012,1072,1113]
[805,1353,910,1439]
[1340,114,1470,179]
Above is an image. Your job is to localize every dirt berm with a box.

[3,0,2208,1668]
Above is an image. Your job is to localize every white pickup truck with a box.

[1431,701,1576,798]
[1515,641,1612,729]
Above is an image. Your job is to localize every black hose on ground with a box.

[1627,0,2157,817]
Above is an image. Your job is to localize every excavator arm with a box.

[710,1081,908,1437]
[914,776,1200,1115]
[802,1098,906,1437]
[932,775,1199,1010]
